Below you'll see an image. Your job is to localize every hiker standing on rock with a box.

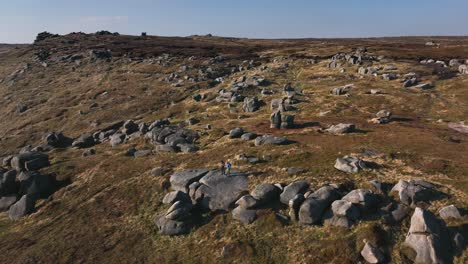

[220,160,226,175]
[226,160,232,176]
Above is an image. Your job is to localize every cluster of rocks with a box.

[328,48,380,69]
[216,75,269,105]
[370,110,392,124]
[228,127,290,146]
[270,107,294,129]
[1,151,57,220]
[330,84,353,96]
[155,169,249,234]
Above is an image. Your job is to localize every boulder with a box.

[403,208,449,264]
[165,201,193,220]
[11,152,50,172]
[170,169,209,193]
[0,170,18,195]
[240,133,257,141]
[251,183,280,205]
[458,65,468,74]
[438,205,461,220]
[270,110,282,129]
[154,215,191,236]
[235,195,258,209]
[254,135,289,146]
[391,179,438,205]
[326,123,355,134]
[331,200,360,221]
[299,185,341,225]
[289,194,305,222]
[72,134,95,148]
[162,191,191,205]
[232,206,257,224]
[178,144,199,153]
[195,170,249,212]
[0,196,17,212]
[330,87,347,95]
[18,171,53,199]
[154,144,176,152]
[242,97,260,112]
[361,240,385,263]
[280,181,309,204]
[334,156,368,173]
[44,132,70,148]
[8,194,36,220]
[280,115,294,129]
[109,133,126,146]
[229,128,244,138]
[342,189,379,212]
[122,120,139,135]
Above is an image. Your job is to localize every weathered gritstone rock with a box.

[403,207,450,264]
[11,152,50,172]
[154,214,192,236]
[195,170,248,212]
[342,189,379,213]
[334,156,368,173]
[326,123,355,134]
[242,97,260,112]
[390,179,438,206]
[0,170,18,196]
[72,133,95,148]
[235,195,258,209]
[289,194,305,222]
[8,194,36,220]
[361,240,385,263]
[438,205,461,220]
[458,64,468,74]
[280,181,309,204]
[251,183,280,205]
[162,191,191,205]
[382,202,409,224]
[299,185,340,225]
[43,132,70,148]
[270,109,282,129]
[229,127,244,138]
[170,169,209,193]
[240,132,257,141]
[254,135,289,146]
[448,122,468,134]
[371,110,392,124]
[18,171,53,199]
[232,206,257,224]
[0,196,17,212]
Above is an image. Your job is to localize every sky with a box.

[1,0,467,43]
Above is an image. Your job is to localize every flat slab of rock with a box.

[254,135,289,146]
[196,170,248,212]
[170,169,209,192]
[11,152,50,172]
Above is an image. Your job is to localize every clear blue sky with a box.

[1,0,467,43]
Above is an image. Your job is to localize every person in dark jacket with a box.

[220,160,225,175]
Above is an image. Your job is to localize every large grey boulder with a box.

[235,195,258,209]
[109,133,126,146]
[342,189,379,212]
[154,215,191,236]
[0,196,17,212]
[8,194,36,220]
[229,128,244,138]
[242,97,260,112]
[361,240,385,263]
[299,185,341,225]
[251,183,280,205]
[240,132,257,141]
[0,170,18,195]
[195,170,249,212]
[254,135,289,146]
[18,171,53,199]
[170,169,209,193]
[232,206,257,224]
[331,200,360,221]
[44,132,70,148]
[334,156,368,173]
[270,110,282,129]
[11,152,50,172]
[165,201,193,220]
[122,120,139,135]
[280,115,295,129]
[72,133,95,148]
[438,205,461,220]
[326,123,355,134]
[391,179,438,205]
[162,191,191,205]
[403,208,449,264]
[289,194,305,222]
[280,181,309,204]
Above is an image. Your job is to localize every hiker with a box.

[220,160,225,175]
[226,160,232,176]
